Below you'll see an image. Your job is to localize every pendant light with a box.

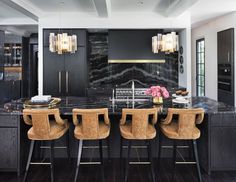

[49,2,78,54]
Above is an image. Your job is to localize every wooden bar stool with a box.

[158,108,204,182]
[120,108,158,182]
[72,108,110,182]
[22,108,70,182]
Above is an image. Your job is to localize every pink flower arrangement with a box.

[145,86,169,98]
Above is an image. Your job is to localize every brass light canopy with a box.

[49,33,77,54]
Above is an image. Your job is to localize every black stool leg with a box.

[107,137,111,162]
[23,140,35,182]
[74,140,83,182]
[66,131,71,162]
[193,140,202,182]
[120,136,123,159]
[148,140,156,182]
[172,140,177,181]
[99,140,105,182]
[125,140,131,182]
[50,140,55,182]
[157,131,162,166]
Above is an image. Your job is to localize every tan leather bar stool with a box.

[23,108,70,182]
[72,108,110,182]
[120,108,158,182]
[158,108,204,182]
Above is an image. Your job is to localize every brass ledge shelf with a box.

[108,59,165,64]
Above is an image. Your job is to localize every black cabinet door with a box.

[64,47,87,96]
[43,48,64,96]
[211,127,236,170]
[218,28,234,64]
[0,128,17,169]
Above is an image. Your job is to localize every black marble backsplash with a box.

[88,33,178,89]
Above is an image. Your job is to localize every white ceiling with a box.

[0,1,29,19]
[29,0,96,12]
[0,0,236,34]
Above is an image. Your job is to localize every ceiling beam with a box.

[1,0,42,21]
[157,0,198,17]
[92,0,111,17]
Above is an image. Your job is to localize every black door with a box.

[43,48,64,96]
[65,47,87,96]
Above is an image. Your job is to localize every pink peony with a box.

[145,85,169,98]
[162,91,169,98]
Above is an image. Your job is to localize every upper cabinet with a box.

[43,29,87,47]
[217,28,234,64]
[217,28,234,106]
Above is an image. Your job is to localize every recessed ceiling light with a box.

[138,1,144,5]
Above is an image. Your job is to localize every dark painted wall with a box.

[109,29,165,60]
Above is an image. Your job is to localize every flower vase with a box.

[153,97,163,104]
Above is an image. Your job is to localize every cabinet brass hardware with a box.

[66,71,69,93]
[58,71,61,93]
[228,52,230,62]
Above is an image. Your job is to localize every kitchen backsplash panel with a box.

[89,33,178,88]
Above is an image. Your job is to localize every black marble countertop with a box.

[0,96,236,115]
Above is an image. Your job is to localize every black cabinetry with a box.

[43,29,87,96]
[0,115,29,175]
[217,28,234,106]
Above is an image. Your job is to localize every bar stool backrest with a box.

[23,108,64,139]
[120,108,158,139]
[72,108,109,139]
[164,108,204,138]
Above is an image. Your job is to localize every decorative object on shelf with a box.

[145,85,169,104]
[152,32,179,54]
[180,56,183,64]
[180,65,184,73]
[179,46,183,54]
[49,33,77,54]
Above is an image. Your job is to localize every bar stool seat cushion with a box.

[120,123,156,140]
[28,119,69,140]
[160,122,200,140]
[74,122,110,140]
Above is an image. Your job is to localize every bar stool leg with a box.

[99,140,105,182]
[23,140,35,182]
[66,131,71,162]
[193,140,202,182]
[125,140,131,182]
[172,140,177,181]
[50,140,55,182]
[106,137,111,162]
[148,140,156,182]
[120,136,123,159]
[157,131,162,166]
[74,140,83,182]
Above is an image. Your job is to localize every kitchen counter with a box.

[1,96,236,115]
[1,96,236,175]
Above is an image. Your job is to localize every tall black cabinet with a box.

[43,29,88,96]
[217,28,234,106]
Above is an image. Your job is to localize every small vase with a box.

[153,97,163,104]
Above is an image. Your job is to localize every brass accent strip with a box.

[108,59,165,63]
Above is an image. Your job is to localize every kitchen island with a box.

[0,96,236,175]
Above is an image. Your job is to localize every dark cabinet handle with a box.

[218,81,230,85]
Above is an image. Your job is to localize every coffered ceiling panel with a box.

[110,0,161,12]
[29,0,96,12]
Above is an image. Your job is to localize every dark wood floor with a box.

[1,158,236,182]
